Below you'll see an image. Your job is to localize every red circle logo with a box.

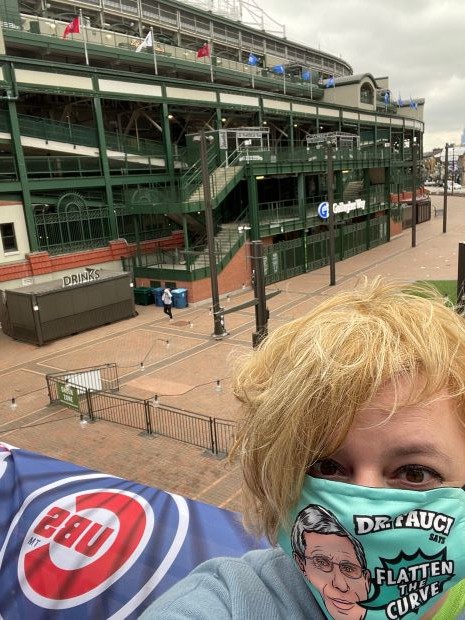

[18,489,154,609]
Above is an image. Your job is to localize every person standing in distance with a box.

[162,287,173,320]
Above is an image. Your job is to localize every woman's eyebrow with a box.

[385,444,452,462]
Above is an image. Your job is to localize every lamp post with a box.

[326,139,336,286]
[251,240,268,348]
[443,143,449,234]
[411,140,417,248]
[195,130,228,339]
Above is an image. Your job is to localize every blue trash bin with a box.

[152,287,165,307]
[171,288,188,309]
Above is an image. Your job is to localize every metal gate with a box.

[46,367,235,456]
[263,238,305,285]
[306,231,330,271]
[245,214,388,287]
[369,214,388,248]
[342,221,367,259]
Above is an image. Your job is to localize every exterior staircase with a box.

[186,164,243,207]
[343,180,364,201]
[189,222,241,268]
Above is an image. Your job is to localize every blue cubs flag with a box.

[384,91,390,105]
[409,95,418,110]
[0,443,268,619]
[271,64,285,74]
[302,69,311,81]
[326,75,335,88]
[247,52,259,66]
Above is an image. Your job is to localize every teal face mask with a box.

[278,477,465,620]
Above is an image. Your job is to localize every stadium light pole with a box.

[194,130,228,339]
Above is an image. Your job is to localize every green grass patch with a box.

[415,280,457,304]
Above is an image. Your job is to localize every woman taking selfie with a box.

[141,278,465,619]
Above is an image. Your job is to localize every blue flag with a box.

[271,64,285,75]
[0,444,269,618]
[409,95,418,110]
[326,75,335,88]
[247,53,258,66]
[384,91,390,105]
[302,69,311,81]
[398,93,404,107]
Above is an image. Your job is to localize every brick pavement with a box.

[0,193,464,513]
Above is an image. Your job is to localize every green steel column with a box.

[364,168,371,250]
[215,108,222,130]
[302,228,308,272]
[92,87,117,238]
[297,172,306,225]
[134,215,142,267]
[215,107,227,165]
[7,99,39,250]
[182,215,191,269]
[161,102,174,177]
[385,166,391,242]
[247,172,260,240]
[289,114,294,155]
[335,171,343,202]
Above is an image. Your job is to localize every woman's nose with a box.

[351,469,385,488]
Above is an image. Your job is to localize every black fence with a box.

[46,366,236,456]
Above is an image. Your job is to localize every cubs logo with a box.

[18,489,154,609]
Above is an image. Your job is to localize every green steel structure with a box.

[0,0,425,292]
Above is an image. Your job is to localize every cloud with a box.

[259,0,464,149]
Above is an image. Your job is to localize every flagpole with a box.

[79,9,89,66]
[283,70,286,95]
[150,27,158,76]
[210,41,214,83]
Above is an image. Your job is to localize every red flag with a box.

[63,16,80,39]
[196,43,210,58]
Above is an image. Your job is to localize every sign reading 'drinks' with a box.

[62,268,100,288]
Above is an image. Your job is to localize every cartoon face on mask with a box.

[292,506,371,620]
[279,478,465,620]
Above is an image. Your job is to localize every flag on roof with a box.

[136,30,153,53]
[271,64,285,75]
[384,91,390,105]
[247,53,259,66]
[409,95,418,110]
[62,16,80,39]
[398,93,404,107]
[197,43,210,58]
[302,69,311,81]
[326,75,335,88]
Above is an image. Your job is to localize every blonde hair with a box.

[232,277,465,543]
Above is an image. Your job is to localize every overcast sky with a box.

[256,0,464,151]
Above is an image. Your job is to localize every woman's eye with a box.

[308,459,344,478]
[396,465,444,486]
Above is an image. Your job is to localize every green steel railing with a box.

[34,204,179,254]
[25,156,102,177]
[21,155,172,178]
[12,112,168,158]
[0,156,17,180]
